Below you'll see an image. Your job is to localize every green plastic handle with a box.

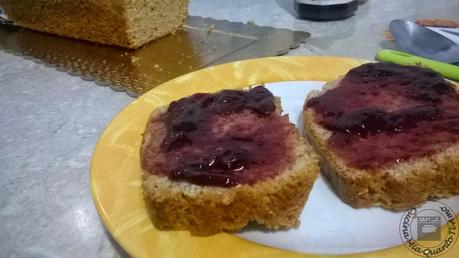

[376,50,459,82]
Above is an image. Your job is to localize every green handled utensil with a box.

[376,50,459,82]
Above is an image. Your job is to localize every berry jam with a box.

[306,63,459,169]
[141,87,294,187]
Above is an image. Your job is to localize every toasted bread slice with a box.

[303,64,459,210]
[141,87,319,235]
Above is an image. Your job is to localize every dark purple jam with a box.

[306,63,459,169]
[141,87,294,187]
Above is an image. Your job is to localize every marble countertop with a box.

[1,0,458,257]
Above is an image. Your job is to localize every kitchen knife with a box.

[376,50,459,82]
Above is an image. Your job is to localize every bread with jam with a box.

[141,86,319,236]
[303,62,459,210]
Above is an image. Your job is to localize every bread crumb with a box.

[207,24,215,33]
[383,30,394,41]
[131,56,140,63]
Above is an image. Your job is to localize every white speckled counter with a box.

[1,0,458,257]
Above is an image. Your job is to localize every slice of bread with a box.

[303,64,459,210]
[0,0,189,48]
[141,88,319,236]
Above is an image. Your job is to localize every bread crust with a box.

[141,96,319,236]
[303,78,459,210]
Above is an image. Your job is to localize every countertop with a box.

[1,0,459,257]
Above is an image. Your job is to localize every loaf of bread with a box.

[0,0,189,48]
[141,86,319,235]
[303,63,459,210]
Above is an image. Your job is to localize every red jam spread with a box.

[142,87,294,187]
[306,63,459,169]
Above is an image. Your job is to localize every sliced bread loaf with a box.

[0,0,189,48]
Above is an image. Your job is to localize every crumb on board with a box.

[383,30,394,41]
[131,56,140,63]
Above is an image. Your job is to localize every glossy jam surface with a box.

[306,63,459,169]
[142,87,294,187]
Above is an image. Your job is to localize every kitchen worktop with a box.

[1,0,458,257]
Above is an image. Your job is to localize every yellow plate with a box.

[91,56,459,258]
